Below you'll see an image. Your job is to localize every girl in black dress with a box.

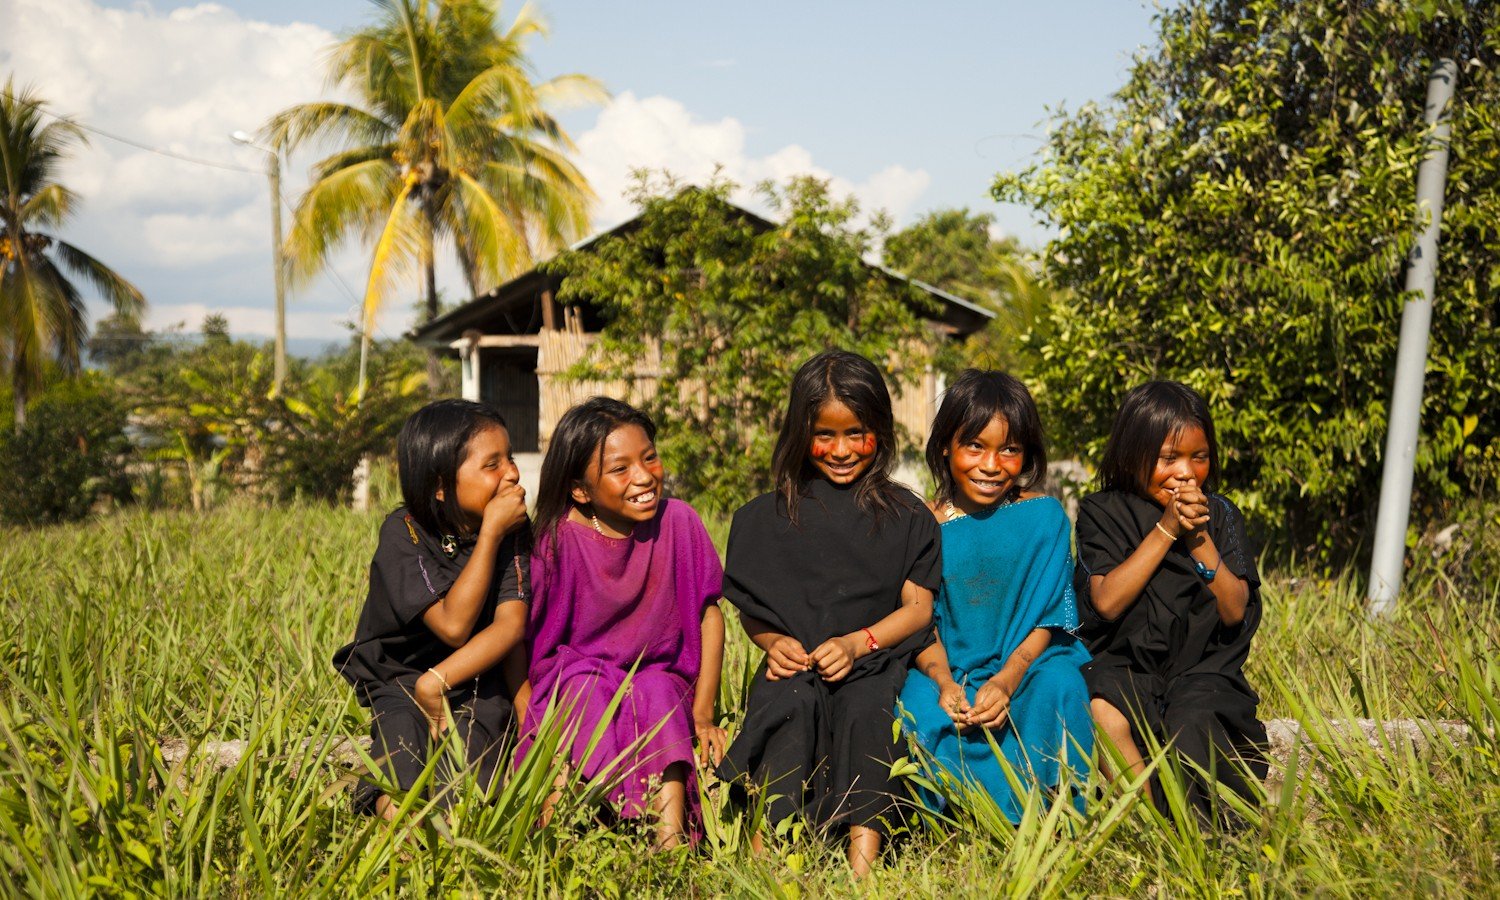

[1074,381,1266,823]
[333,400,531,818]
[717,350,940,877]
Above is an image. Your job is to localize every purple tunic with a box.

[518,498,723,819]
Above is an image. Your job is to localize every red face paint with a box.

[859,434,877,456]
[810,440,832,459]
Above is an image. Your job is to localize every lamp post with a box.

[230,130,287,395]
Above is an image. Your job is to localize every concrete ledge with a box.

[154,718,1477,773]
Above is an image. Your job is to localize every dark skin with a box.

[739,399,935,878]
[1089,424,1251,796]
[915,413,1055,730]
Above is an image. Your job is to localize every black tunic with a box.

[1074,489,1266,816]
[716,478,942,834]
[333,508,528,700]
[332,508,529,812]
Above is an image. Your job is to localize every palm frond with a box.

[50,240,146,321]
[360,179,425,334]
[284,159,400,284]
[310,143,397,184]
[445,171,532,292]
[534,73,610,111]
[260,103,394,156]
[18,184,77,230]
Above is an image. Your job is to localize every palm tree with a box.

[0,79,146,429]
[263,0,603,395]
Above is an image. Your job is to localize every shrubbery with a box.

[995,0,1499,559]
[0,374,131,525]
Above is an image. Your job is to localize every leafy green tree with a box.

[0,373,131,524]
[547,174,935,513]
[0,79,145,428]
[994,0,1499,557]
[883,208,1056,374]
[264,0,602,394]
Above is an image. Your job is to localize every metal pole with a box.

[268,152,287,395]
[1368,58,1457,615]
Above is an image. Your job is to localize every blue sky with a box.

[5,0,1160,344]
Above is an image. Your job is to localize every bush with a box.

[994,0,1500,560]
[0,374,132,525]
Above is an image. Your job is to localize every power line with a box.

[35,107,263,174]
[29,103,433,336]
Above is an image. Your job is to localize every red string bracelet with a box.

[861,628,879,651]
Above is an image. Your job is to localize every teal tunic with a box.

[898,496,1093,821]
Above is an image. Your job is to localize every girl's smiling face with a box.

[808,399,876,485]
[571,423,665,535]
[446,423,520,530]
[947,414,1025,513]
[1147,424,1211,506]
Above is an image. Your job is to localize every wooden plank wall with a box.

[537,324,938,454]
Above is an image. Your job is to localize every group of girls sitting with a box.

[333,349,1266,875]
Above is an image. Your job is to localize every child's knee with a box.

[1090,697,1133,740]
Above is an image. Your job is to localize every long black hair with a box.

[532,396,658,555]
[1097,380,1220,496]
[925,369,1047,505]
[397,399,510,537]
[771,349,902,524]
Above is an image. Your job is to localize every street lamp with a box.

[230,130,288,396]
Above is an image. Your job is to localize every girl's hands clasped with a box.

[1158,477,1209,538]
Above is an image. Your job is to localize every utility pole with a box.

[231,131,287,395]
[1368,59,1458,616]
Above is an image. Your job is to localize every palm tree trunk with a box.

[12,383,25,432]
[421,208,441,396]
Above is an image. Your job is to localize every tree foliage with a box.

[883,208,1057,375]
[994,0,1499,556]
[0,79,145,427]
[547,174,936,514]
[0,373,130,525]
[264,0,602,392]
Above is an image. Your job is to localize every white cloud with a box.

[574,92,931,233]
[1,3,935,340]
[2,0,349,335]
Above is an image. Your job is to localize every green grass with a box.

[0,502,1496,896]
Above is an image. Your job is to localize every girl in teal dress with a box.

[899,370,1093,821]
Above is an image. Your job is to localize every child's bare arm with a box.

[693,604,727,765]
[415,599,528,731]
[421,484,526,646]
[1088,499,1190,620]
[1185,531,1250,625]
[810,578,934,682]
[914,635,957,687]
[501,642,530,711]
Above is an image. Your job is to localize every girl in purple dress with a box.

[516,397,726,848]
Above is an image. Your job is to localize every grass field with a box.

[1,501,1496,897]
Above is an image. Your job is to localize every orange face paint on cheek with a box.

[810,441,831,459]
[859,434,876,456]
